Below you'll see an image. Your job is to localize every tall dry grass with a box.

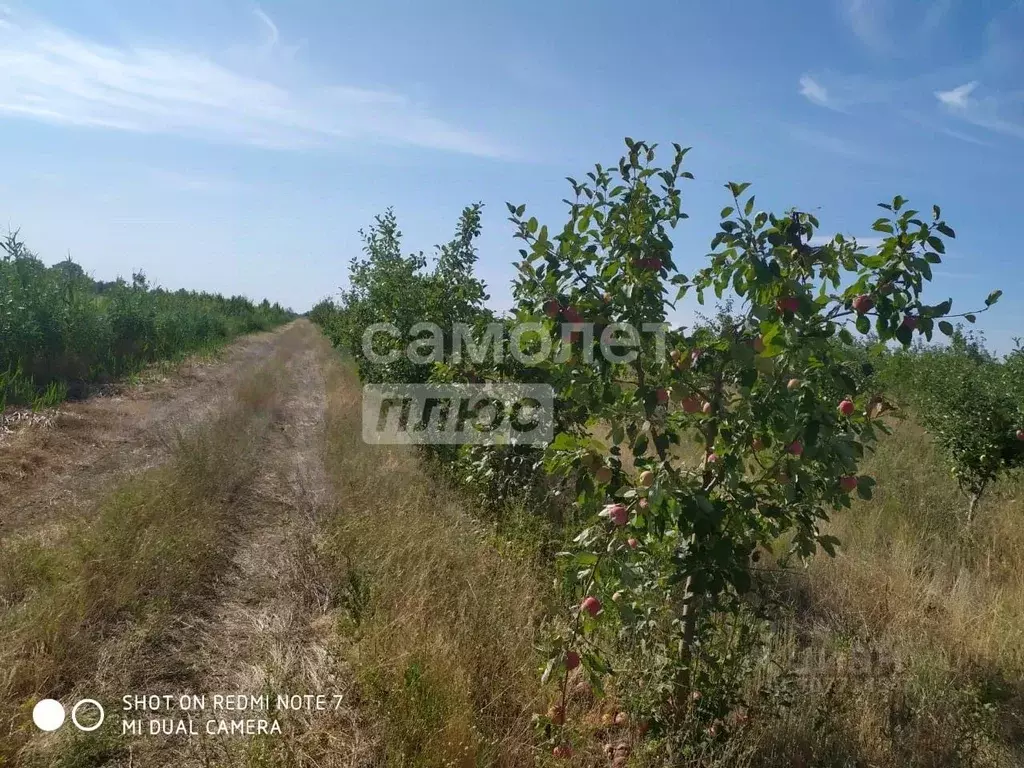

[322,361,549,767]
[720,418,1024,767]
[0,327,300,765]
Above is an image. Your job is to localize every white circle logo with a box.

[71,699,105,732]
[32,699,66,731]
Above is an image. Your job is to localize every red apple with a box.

[670,349,682,363]
[752,437,764,452]
[787,378,802,391]
[552,745,573,759]
[776,297,799,314]
[605,503,628,526]
[565,650,580,670]
[707,453,720,464]
[638,498,649,510]
[787,440,804,456]
[595,466,613,485]
[702,401,713,414]
[646,257,663,271]
[543,299,560,319]
[563,306,583,324]
[681,397,702,414]
[879,281,894,295]
[1017,429,1024,441]
[902,315,918,330]
[838,398,855,416]
[751,336,765,353]
[548,705,565,725]
[581,596,601,617]
[852,294,874,314]
[611,590,625,603]
[627,537,639,549]
[839,475,858,492]
[655,387,669,404]
[639,470,655,487]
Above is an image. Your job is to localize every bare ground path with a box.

[0,326,288,536]
[127,324,369,767]
[3,321,370,767]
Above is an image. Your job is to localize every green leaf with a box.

[855,315,870,334]
[926,236,945,254]
[720,206,734,218]
[872,218,894,234]
[938,320,953,336]
[985,290,1002,307]
[965,314,976,323]
[744,196,755,216]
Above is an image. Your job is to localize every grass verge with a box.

[322,359,549,767]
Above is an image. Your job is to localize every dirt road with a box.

[1,321,370,767]
[0,327,285,536]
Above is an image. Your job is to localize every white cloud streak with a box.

[935,81,977,109]
[0,8,507,157]
[799,75,829,107]
[935,81,1024,140]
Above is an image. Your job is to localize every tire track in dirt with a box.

[127,324,369,768]
[0,325,292,537]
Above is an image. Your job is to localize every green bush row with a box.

[1,230,292,407]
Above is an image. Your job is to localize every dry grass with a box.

[0,329,297,766]
[721,418,1024,767]
[322,360,548,767]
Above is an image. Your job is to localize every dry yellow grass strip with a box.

[322,358,548,767]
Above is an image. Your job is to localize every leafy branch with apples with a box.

[507,139,1002,758]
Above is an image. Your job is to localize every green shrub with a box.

[0,230,292,405]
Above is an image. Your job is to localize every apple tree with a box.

[892,328,1023,522]
[507,139,999,756]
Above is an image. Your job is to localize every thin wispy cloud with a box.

[840,0,889,52]
[797,71,900,112]
[935,81,1024,140]
[253,8,280,51]
[799,75,830,107]
[839,0,953,54]
[0,8,507,157]
[936,81,977,109]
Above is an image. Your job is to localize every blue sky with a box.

[0,0,1020,350]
